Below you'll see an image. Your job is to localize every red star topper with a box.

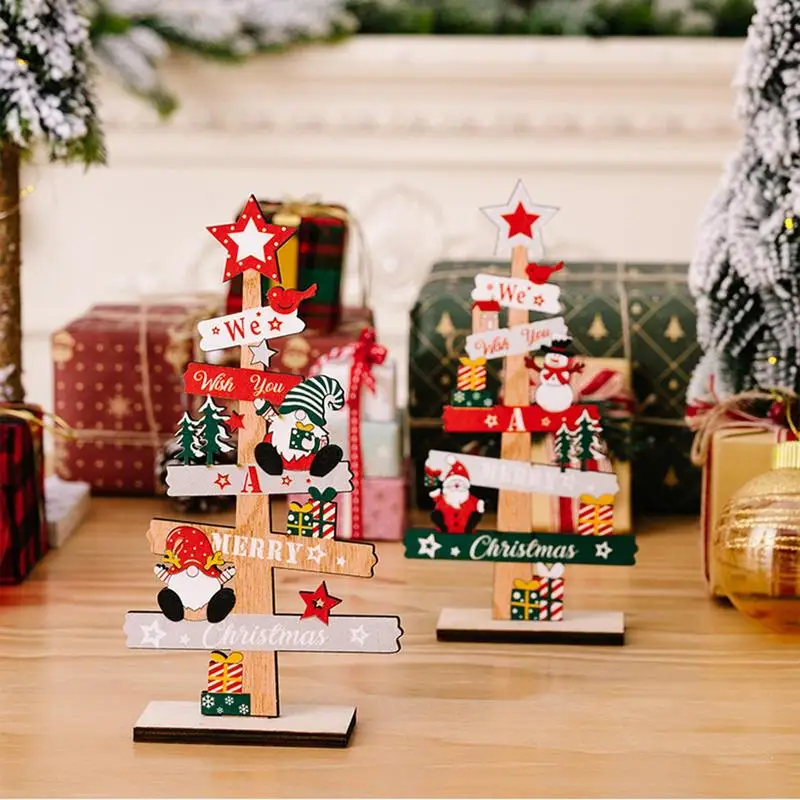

[299,581,342,625]
[502,202,540,238]
[207,195,296,283]
[227,410,246,430]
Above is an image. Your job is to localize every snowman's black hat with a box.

[542,339,574,356]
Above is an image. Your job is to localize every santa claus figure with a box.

[254,375,345,477]
[526,341,584,413]
[429,457,485,535]
[154,526,236,623]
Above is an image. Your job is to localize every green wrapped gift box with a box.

[408,260,701,516]
[200,691,251,716]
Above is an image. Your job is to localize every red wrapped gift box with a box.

[52,299,220,494]
[0,405,48,584]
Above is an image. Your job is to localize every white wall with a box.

[21,35,743,411]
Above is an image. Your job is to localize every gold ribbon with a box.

[209,651,244,665]
[512,578,540,592]
[289,501,314,514]
[0,407,75,439]
[579,494,616,506]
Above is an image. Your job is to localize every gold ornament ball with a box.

[714,441,800,632]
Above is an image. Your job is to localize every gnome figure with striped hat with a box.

[254,374,345,477]
[429,455,485,535]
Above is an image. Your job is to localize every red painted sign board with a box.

[443,404,601,434]
[183,362,302,404]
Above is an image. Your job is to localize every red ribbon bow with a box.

[347,327,388,539]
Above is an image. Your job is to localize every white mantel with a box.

[21,35,743,410]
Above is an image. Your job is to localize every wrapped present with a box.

[311,327,389,539]
[510,579,540,621]
[576,495,615,536]
[0,406,48,584]
[52,298,220,495]
[295,475,406,541]
[45,475,91,548]
[308,486,338,538]
[450,388,494,409]
[289,425,319,453]
[328,412,404,478]
[408,260,701,514]
[287,501,317,537]
[531,358,633,534]
[200,691,251,716]
[225,200,351,334]
[312,337,396,423]
[207,651,244,693]
[457,357,487,391]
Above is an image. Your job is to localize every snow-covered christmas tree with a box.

[688,0,800,401]
[0,0,105,401]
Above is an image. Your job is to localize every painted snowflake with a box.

[216,706,224,715]
[453,391,465,403]
[201,694,215,709]
[239,704,250,715]
[225,696,235,706]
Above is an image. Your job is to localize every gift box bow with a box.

[512,578,540,592]
[533,563,565,579]
[209,651,243,666]
[579,494,616,507]
[308,486,337,503]
[289,501,314,514]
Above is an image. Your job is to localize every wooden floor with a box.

[3,498,800,798]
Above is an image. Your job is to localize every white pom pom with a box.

[446,455,456,466]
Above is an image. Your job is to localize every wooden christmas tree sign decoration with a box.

[124,196,402,747]
[404,180,637,645]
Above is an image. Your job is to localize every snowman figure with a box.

[527,341,584,413]
[154,525,237,623]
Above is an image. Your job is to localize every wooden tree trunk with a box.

[0,144,24,402]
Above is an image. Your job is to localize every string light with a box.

[785,216,796,232]
[16,58,27,67]
[768,355,779,365]
[20,185,34,198]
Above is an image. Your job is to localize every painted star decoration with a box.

[481,180,559,258]
[418,533,442,559]
[484,413,499,429]
[227,411,246,431]
[349,625,370,647]
[249,339,277,368]
[207,195,296,283]
[214,472,231,490]
[595,541,612,560]
[299,581,342,625]
[140,620,166,648]
[306,543,327,564]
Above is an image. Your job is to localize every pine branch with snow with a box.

[688,0,800,400]
[88,0,355,115]
[0,0,104,162]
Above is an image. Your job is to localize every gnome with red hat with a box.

[154,526,237,623]
[429,456,485,534]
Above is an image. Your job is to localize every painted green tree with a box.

[175,411,203,465]
[553,422,573,472]
[198,396,233,466]
[573,410,603,470]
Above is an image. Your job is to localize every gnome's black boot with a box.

[430,509,447,533]
[207,587,236,623]
[158,588,185,622]
[464,511,483,535]
[310,444,343,477]
[254,442,283,475]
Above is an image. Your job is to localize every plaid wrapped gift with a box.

[0,406,48,585]
[226,200,351,334]
[207,651,244,693]
[287,502,317,537]
[200,691,251,716]
[409,260,701,514]
[308,486,338,538]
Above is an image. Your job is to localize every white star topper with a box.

[229,217,275,263]
[481,180,559,258]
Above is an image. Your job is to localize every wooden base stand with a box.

[436,608,625,646]
[133,702,357,748]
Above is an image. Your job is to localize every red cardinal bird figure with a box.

[266,284,318,315]
[526,261,563,285]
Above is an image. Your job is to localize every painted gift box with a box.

[225,200,350,334]
[328,412,404,478]
[0,405,48,585]
[207,651,244,693]
[287,475,406,541]
[700,429,776,598]
[509,575,565,621]
[200,691,251,716]
[287,487,338,538]
[530,358,633,534]
[52,299,219,494]
[408,260,701,515]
